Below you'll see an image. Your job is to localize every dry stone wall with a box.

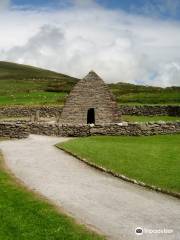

[0,123,29,138]
[0,106,63,118]
[27,122,180,136]
[1,105,180,118]
[119,105,180,116]
[90,122,180,136]
[0,121,179,138]
[27,123,90,137]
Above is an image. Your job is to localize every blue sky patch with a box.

[11,0,180,20]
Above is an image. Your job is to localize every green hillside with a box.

[0,61,77,105]
[0,61,77,81]
[109,82,180,105]
[0,61,179,106]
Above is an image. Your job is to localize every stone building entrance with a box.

[87,108,95,124]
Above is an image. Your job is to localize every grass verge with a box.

[57,135,180,194]
[0,151,104,240]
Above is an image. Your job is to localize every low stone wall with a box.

[119,105,180,116]
[0,106,63,118]
[0,123,29,138]
[0,121,179,138]
[90,122,180,136]
[27,123,90,137]
[26,121,180,137]
[0,105,180,118]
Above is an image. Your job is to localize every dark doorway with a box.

[87,108,95,124]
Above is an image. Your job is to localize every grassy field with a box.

[0,77,69,106]
[110,82,180,105]
[117,92,180,105]
[0,150,104,240]
[58,135,180,193]
[0,61,78,83]
[122,115,180,122]
[0,90,67,106]
[0,61,180,106]
[0,61,77,106]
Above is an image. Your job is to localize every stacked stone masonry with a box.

[119,105,180,116]
[0,106,63,118]
[0,105,180,118]
[60,71,119,124]
[0,123,29,138]
[0,122,179,138]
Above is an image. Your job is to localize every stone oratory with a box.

[60,71,119,125]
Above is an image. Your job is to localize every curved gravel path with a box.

[0,135,180,240]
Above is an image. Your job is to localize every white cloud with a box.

[0,0,10,11]
[0,4,180,87]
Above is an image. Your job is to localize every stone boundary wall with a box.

[119,105,180,116]
[27,123,90,137]
[0,123,29,138]
[0,106,63,118]
[0,105,180,118]
[0,121,179,138]
[89,122,180,136]
[28,122,179,137]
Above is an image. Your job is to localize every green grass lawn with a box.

[0,61,76,106]
[0,79,68,106]
[116,91,180,105]
[0,151,104,240]
[122,115,180,122]
[58,135,180,193]
[0,91,67,106]
[110,82,180,105]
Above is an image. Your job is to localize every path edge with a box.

[56,145,180,200]
[0,150,107,239]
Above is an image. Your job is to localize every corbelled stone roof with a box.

[83,71,104,82]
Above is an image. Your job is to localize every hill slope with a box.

[0,61,77,81]
[109,82,180,105]
[0,61,78,105]
[0,61,179,106]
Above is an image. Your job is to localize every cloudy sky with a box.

[0,0,180,87]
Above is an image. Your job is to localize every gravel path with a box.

[0,135,180,240]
